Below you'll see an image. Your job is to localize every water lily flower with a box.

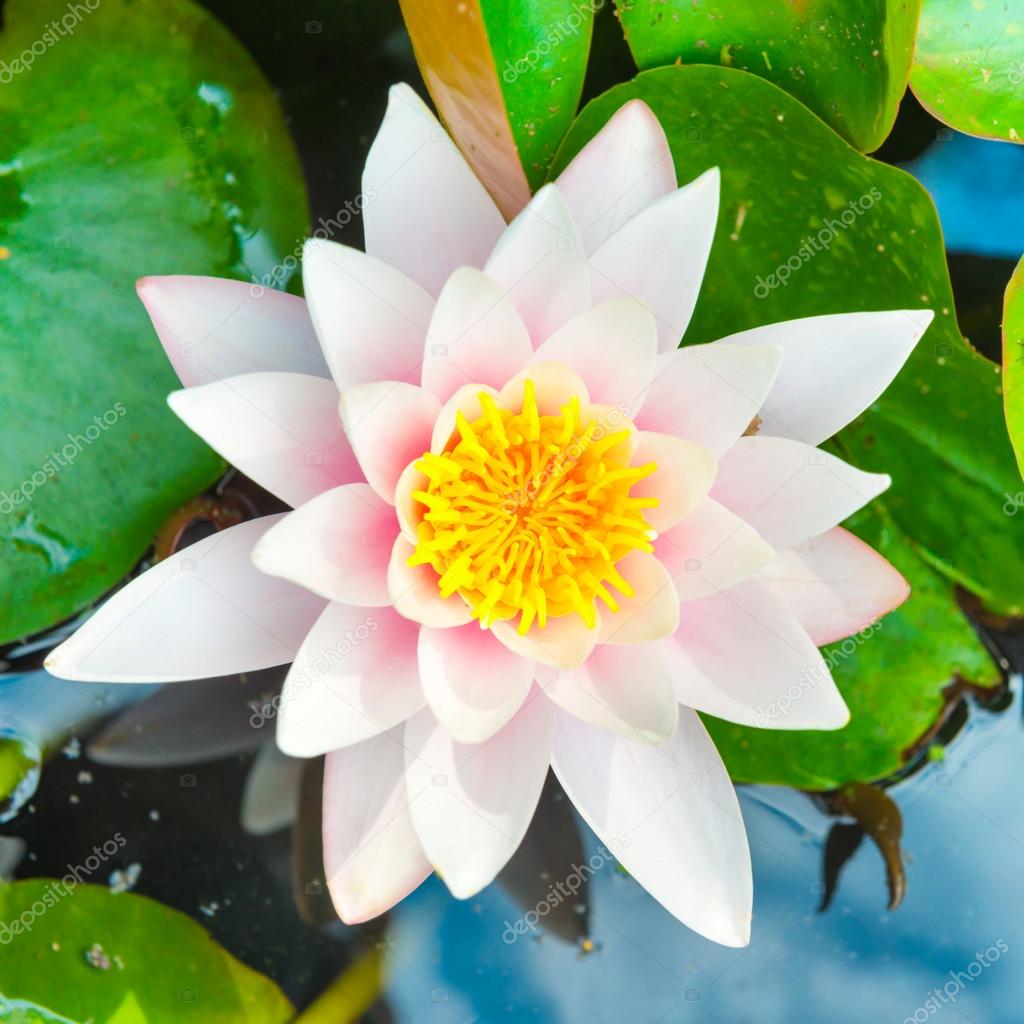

[46,84,932,946]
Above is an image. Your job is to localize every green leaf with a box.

[1004,255,1024,477]
[613,0,920,151]
[0,880,293,1022]
[551,65,1020,785]
[911,0,1024,144]
[0,0,309,644]
[398,0,594,213]
[479,0,597,190]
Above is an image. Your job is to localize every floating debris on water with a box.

[199,901,220,918]
[62,737,81,760]
[148,809,160,822]
[76,770,93,785]
[108,863,142,894]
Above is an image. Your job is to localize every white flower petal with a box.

[552,708,753,947]
[538,641,678,743]
[362,83,505,296]
[638,342,783,457]
[388,536,474,628]
[45,517,325,683]
[554,99,677,253]
[168,372,360,508]
[588,168,720,353]
[757,527,910,645]
[597,551,680,645]
[721,310,933,444]
[498,361,590,415]
[430,383,502,454]
[137,275,329,388]
[339,381,440,504]
[276,603,424,757]
[301,239,433,391]
[324,728,432,923]
[421,268,533,402]
[711,436,891,550]
[419,624,534,743]
[665,580,849,730]
[655,498,776,602]
[251,484,397,605]
[531,299,657,415]
[405,696,555,898]
[484,183,590,343]
[492,613,600,669]
[631,431,717,532]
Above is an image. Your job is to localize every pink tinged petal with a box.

[44,517,326,683]
[339,381,441,504]
[167,372,359,508]
[554,99,677,254]
[531,299,658,415]
[251,484,398,606]
[580,403,638,462]
[483,184,590,343]
[537,641,678,743]
[655,498,776,602]
[362,83,506,296]
[721,309,934,444]
[498,361,590,416]
[301,240,434,391]
[323,728,432,924]
[631,431,717,533]
[666,580,849,730]
[711,436,891,550]
[757,527,910,646]
[430,383,502,453]
[137,275,329,388]
[421,268,534,402]
[551,708,753,947]
[405,696,555,898]
[241,743,303,836]
[394,459,428,543]
[588,168,720,354]
[275,603,425,757]
[597,551,680,645]
[637,342,783,457]
[492,613,601,669]
[388,536,474,628]
[418,625,534,743]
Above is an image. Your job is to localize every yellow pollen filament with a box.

[409,381,659,634]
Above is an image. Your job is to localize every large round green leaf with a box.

[0,880,293,1022]
[911,0,1024,144]
[1004,255,1024,477]
[551,66,1018,785]
[613,0,920,151]
[0,0,309,644]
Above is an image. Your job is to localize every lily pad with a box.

[552,66,1018,786]
[0,0,309,644]
[0,880,293,1022]
[613,0,920,151]
[399,0,595,211]
[911,0,1024,144]
[1004,256,1024,477]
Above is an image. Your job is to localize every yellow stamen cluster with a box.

[408,382,658,634]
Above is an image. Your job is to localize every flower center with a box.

[408,381,658,634]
